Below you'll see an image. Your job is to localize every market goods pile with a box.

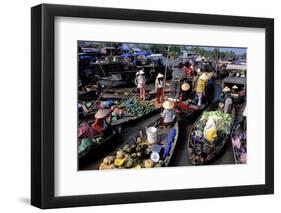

[190,110,233,164]
[99,137,164,170]
[194,111,232,139]
[118,97,155,117]
[78,136,103,158]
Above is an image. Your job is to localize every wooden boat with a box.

[98,118,179,170]
[80,97,161,131]
[174,100,206,119]
[78,126,119,169]
[187,103,235,165]
[231,116,247,164]
[222,76,246,104]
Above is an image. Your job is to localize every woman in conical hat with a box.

[136,68,146,100]
[232,85,238,90]
[91,109,111,134]
[180,83,190,102]
[195,73,208,107]
[155,73,164,104]
[222,86,231,93]
[161,101,176,127]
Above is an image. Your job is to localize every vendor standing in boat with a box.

[160,100,176,127]
[91,109,112,135]
[222,86,233,113]
[179,83,191,101]
[195,73,209,107]
[135,68,146,100]
[155,73,164,104]
[232,85,239,95]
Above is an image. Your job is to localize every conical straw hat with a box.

[95,109,110,119]
[199,73,209,81]
[232,85,238,89]
[222,86,231,92]
[181,83,190,91]
[163,100,174,109]
[157,73,164,78]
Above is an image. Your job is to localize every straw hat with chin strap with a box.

[199,73,209,81]
[95,109,110,119]
[181,83,190,91]
[222,86,231,92]
[163,100,174,109]
[156,73,164,78]
[139,70,145,75]
[232,85,238,89]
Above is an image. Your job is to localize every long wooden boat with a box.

[231,116,247,164]
[187,103,235,165]
[98,118,179,170]
[78,126,119,169]
[79,97,161,130]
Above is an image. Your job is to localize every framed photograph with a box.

[31,4,274,209]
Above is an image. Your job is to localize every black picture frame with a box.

[31,3,274,209]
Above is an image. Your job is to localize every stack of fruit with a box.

[99,137,164,170]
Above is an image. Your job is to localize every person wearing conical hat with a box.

[195,72,209,107]
[160,101,176,127]
[136,68,146,100]
[222,86,231,93]
[180,83,190,102]
[91,109,111,135]
[232,85,238,93]
[155,73,164,104]
[221,86,233,114]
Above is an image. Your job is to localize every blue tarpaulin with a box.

[120,53,132,58]
[134,51,151,56]
[118,44,130,51]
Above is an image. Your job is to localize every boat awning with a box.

[223,77,246,85]
[226,64,247,70]
[134,51,151,56]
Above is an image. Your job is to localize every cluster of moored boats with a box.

[78,88,246,169]
[77,46,247,169]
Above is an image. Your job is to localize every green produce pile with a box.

[119,97,155,117]
[99,137,164,170]
[194,111,232,138]
[78,136,103,158]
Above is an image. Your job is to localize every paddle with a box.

[88,81,113,112]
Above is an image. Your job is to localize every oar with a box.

[116,88,135,107]
[88,81,113,112]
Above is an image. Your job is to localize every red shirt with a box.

[91,119,108,134]
[182,66,193,77]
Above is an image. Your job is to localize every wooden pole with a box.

[163,45,171,101]
[88,81,112,112]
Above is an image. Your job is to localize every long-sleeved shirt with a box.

[161,109,176,123]
[136,75,146,88]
